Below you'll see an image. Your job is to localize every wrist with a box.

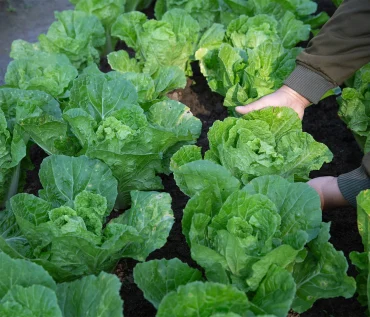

[308,176,349,210]
[279,85,311,109]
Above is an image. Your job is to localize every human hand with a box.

[235,85,311,120]
[307,176,349,210]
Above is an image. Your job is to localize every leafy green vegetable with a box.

[171,146,355,314]
[0,93,33,207]
[134,258,203,308]
[154,0,224,31]
[5,51,77,98]
[0,252,124,316]
[155,0,325,32]
[156,281,251,317]
[56,271,123,317]
[38,10,106,70]
[292,223,356,312]
[0,155,174,281]
[15,69,201,207]
[350,190,370,313]
[225,13,310,49]
[173,107,332,183]
[69,0,125,54]
[71,0,125,30]
[196,42,301,108]
[338,63,370,152]
[107,50,187,107]
[9,10,106,71]
[111,9,201,75]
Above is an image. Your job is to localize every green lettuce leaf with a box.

[38,155,118,212]
[292,223,356,312]
[107,52,187,107]
[0,156,174,281]
[112,9,200,75]
[0,109,28,206]
[71,0,125,30]
[67,71,138,121]
[225,13,309,50]
[196,43,301,107]
[0,252,124,316]
[38,10,105,70]
[0,284,62,317]
[204,107,332,181]
[338,64,370,152]
[109,191,174,261]
[69,0,125,54]
[56,272,123,317]
[172,150,353,314]
[154,0,221,30]
[156,282,250,317]
[0,252,56,298]
[350,190,370,311]
[5,51,77,98]
[79,99,201,207]
[133,258,202,308]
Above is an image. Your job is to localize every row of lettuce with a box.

[0,0,368,316]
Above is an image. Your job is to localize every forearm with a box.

[284,0,370,104]
[308,177,349,210]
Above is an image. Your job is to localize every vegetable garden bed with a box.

[1,0,368,316]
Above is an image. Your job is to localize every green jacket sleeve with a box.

[284,0,370,104]
[338,152,370,207]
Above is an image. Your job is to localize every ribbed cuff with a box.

[338,166,370,207]
[284,64,336,104]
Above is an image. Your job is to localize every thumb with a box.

[235,100,268,115]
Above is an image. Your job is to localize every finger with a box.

[235,102,268,115]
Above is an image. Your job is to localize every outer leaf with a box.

[0,88,61,131]
[107,50,142,73]
[68,71,138,121]
[112,9,200,74]
[0,110,28,206]
[170,145,202,172]
[39,229,143,281]
[206,107,332,182]
[0,285,62,317]
[38,10,105,69]
[72,0,125,29]
[155,0,220,30]
[243,175,322,243]
[38,155,118,212]
[56,272,123,317]
[111,11,148,50]
[110,191,174,261]
[243,106,301,139]
[133,258,203,308]
[250,265,295,317]
[156,282,250,317]
[5,51,77,98]
[350,190,370,309]
[0,252,56,299]
[18,115,73,156]
[292,223,356,313]
[173,159,240,198]
[152,66,187,95]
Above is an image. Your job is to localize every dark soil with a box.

[17,0,366,316]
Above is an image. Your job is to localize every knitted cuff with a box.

[338,166,370,207]
[284,64,336,104]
